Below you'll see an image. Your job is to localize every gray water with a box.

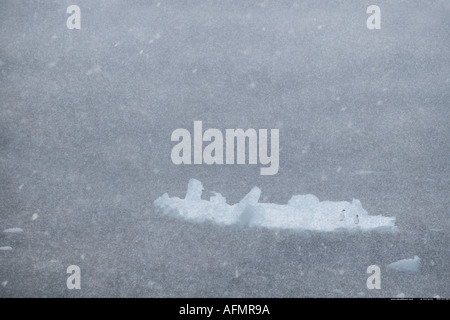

[0,0,449,297]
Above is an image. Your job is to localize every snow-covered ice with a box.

[154,179,397,232]
[3,228,23,233]
[387,256,421,273]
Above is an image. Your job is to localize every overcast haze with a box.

[0,0,449,297]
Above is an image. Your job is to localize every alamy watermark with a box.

[170,121,279,175]
[66,5,81,30]
[366,265,381,289]
[66,265,81,289]
[65,5,380,31]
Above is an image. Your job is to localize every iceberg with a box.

[387,256,421,273]
[154,179,397,232]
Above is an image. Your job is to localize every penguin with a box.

[340,209,345,221]
[354,214,359,224]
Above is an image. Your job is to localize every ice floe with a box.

[154,179,397,232]
[3,228,23,234]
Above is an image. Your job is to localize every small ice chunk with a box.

[1,280,7,287]
[396,293,406,298]
[0,246,13,251]
[3,228,23,233]
[387,256,421,273]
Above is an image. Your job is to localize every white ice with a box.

[0,246,13,251]
[387,256,421,273]
[3,228,23,233]
[154,179,397,232]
